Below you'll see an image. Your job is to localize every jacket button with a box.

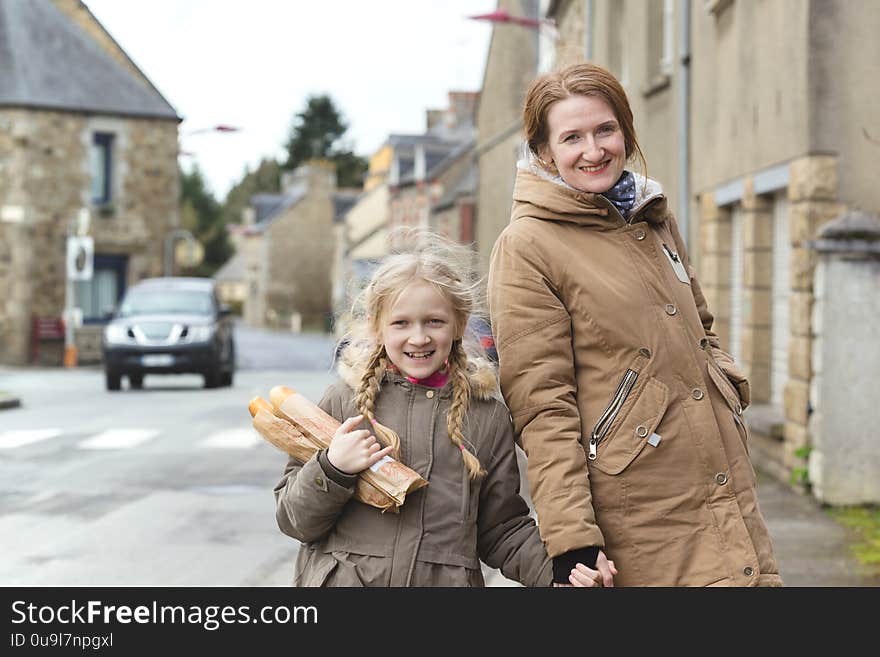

[634,228,647,240]
[699,337,710,350]
[692,388,704,400]
[665,303,677,315]
[638,347,652,358]
[425,390,435,399]
[635,425,648,438]
[743,566,754,577]
[735,403,743,415]
[715,472,728,485]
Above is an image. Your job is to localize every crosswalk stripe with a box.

[198,428,260,449]
[77,429,159,450]
[0,429,63,449]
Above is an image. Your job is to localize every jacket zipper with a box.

[588,369,639,461]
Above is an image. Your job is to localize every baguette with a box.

[250,389,428,512]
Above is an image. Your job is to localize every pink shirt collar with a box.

[387,364,449,388]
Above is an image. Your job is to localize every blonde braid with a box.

[354,344,402,459]
[447,339,485,479]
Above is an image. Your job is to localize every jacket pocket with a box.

[587,351,652,462]
[706,354,745,416]
[707,352,750,410]
[589,376,670,475]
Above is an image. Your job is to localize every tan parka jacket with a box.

[487,162,782,587]
[274,358,553,587]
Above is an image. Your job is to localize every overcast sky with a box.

[83,0,498,199]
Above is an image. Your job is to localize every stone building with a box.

[388,92,478,244]
[474,0,539,272]
[0,0,180,365]
[542,0,880,490]
[240,162,336,331]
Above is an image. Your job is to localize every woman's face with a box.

[539,94,626,194]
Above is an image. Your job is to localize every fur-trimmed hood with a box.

[511,152,667,228]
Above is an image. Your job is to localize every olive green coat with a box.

[274,362,553,587]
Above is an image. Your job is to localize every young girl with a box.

[274,232,561,587]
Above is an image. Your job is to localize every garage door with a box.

[770,193,791,406]
[729,206,744,364]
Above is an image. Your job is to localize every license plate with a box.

[141,354,174,367]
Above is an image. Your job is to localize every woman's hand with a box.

[327,414,393,475]
[563,550,619,587]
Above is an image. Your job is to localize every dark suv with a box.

[102,277,235,391]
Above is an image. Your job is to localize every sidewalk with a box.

[757,471,879,587]
[483,454,880,587]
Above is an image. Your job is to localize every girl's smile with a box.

[381,280,457,380]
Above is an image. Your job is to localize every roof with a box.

[249,186,307,231]
[213,251,245,282]
[433,160,477,212]
[333,190,360,223]
[0,0,179,120]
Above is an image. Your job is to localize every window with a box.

[646,0,674,88]
[74,254,127,322]
[608,0,627,85]
[90,132,114,205]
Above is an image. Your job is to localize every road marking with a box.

[0,429,63,449]
[78,429,159,449]
[198,428,260,449]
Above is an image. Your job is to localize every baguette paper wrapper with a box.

[249,387,428,512]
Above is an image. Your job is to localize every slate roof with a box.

[333,191,360,223]
[248,185,307,232]
[0,0,179,120]
[213,251,245,282]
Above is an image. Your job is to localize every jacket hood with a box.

[337,346,500,401]
[511,153,667,228]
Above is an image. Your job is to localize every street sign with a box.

[175,238,204,268]
[66,236,94,281]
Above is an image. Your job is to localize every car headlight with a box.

[104,324,130,345]
[188,325,214,342]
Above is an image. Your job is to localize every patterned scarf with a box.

[601,170,636,217]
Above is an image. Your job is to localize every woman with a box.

[487,62,782,587]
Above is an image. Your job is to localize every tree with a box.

[282,94,367,188]
[179,164,231,277]
[220,157,282,228]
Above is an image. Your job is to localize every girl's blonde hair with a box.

[340,228,487,479]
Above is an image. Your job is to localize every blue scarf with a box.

[601,170,636,217]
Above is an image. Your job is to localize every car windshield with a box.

[118,289,214,317]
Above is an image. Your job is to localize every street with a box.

[0,323,338,586]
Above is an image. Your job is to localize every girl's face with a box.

[539,94,626,194]
[380,280,457,380]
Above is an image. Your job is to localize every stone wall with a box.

[0,108,178,365]
[266,162,336,331]
[807,211,880,504]
[474,0,537,271]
